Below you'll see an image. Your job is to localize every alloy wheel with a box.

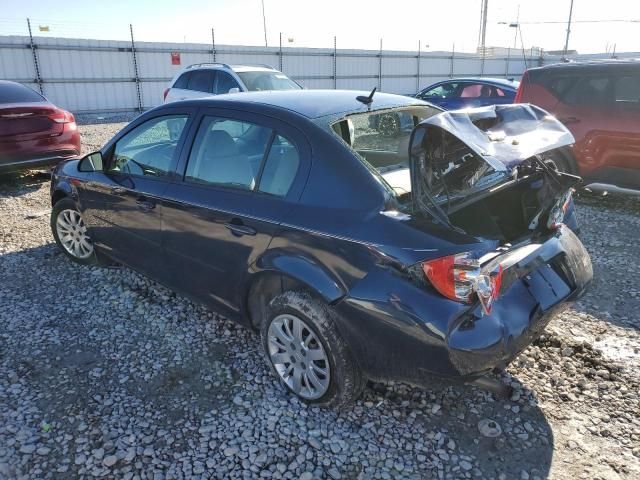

[56,209,94,259]
[267,313,330,400]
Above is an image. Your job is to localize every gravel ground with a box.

[0,122,638,480]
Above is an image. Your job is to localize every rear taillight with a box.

[163,88,170,100]
[49,109,77,131]
[422,252,503,314]
[514,70,528,103]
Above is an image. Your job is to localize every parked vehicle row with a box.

[50,89,592,406]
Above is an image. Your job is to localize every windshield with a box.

[329,106,440,196]
[237,71,301,91]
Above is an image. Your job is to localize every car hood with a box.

[407,103,575,207]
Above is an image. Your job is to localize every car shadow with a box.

[0,170,51,197]
[1,243,555,480]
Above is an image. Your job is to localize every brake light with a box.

[514,71,528,103]
[49,109,76,131]
[422,252,503,314]
[163,88,170,100]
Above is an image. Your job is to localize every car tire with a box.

[260,291,365,408]
[51,197,100,266]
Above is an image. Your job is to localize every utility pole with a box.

[562,0,574,60]
[478,0,489,55]
[261,0,268,47]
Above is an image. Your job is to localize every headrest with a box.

[203,130,237,157]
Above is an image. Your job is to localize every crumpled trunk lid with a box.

[407,104,580,242]
[409,103,575,205]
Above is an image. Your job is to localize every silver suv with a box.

[163,63,301,103]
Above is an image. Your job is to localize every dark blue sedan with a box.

[50,90,591,407]
[415,77,519,110]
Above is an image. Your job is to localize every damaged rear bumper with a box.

[332,225,592,387]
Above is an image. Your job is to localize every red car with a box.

[0,81,80,173]
[515,61,640,193]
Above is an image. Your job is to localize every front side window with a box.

[215,72,241,94]
[108,115,188,177]
[236,71,301,92]
[563,76,613,106]
[422,83,459,99]
[615,75,640,104]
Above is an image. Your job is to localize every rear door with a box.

[79,109,193,279]
[160,107,310,318]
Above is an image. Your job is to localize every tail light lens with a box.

[49,109,77,132]
[514,70,528,103]
[163,88,170,100]
[422,252,503,315]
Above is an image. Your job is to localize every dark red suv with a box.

[515,61,640,192]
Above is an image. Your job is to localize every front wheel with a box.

[51,197,99,266]
[260,291,365,408]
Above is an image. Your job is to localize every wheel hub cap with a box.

[267,314,330,400]
[56,209,94,259]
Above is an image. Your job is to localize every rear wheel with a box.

[51,197,99,266]
[260,291,365,408]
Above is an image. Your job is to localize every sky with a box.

[1,0,639,54]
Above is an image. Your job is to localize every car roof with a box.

[430,77,519,89]
[529,59,640,72]
[180,63,278,73]
[169,89,431,119]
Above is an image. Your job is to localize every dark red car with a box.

[0,81,80,173]
[515,61,640,193]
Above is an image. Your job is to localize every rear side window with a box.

[109,115,188,177]
[258,135,300,197]
[187,70,214,93]
[422,83,459,99]
[563,76,612,106]
[185,117,272,190]
[173,72,190,89]
[0,82,45,103]
[185,116,300,196]
[215,72,241,94]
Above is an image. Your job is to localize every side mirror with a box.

[228,87,240,94]
[78,152,104,172]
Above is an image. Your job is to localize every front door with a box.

[160,108,308,319]
[79,112,191,278]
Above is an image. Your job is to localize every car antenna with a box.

[356,87,376,106]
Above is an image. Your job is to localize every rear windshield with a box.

[237,71,301,92]
[329,106,440,196]
[0,83,45,103]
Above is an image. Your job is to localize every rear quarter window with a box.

[173,72,190,89]
[0,82,45,103]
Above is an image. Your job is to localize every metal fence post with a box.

[129,24,143,112]
[449,43,455,78]
[505,47,511,78]
[279,32,283,71]
[211,28,216,62]
[378,38,383,91]
[416,40,421,92]
[333,36,337,89]
[26,18,43,95]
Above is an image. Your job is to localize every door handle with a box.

[136,197,155,211]
[224,219,256,236]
